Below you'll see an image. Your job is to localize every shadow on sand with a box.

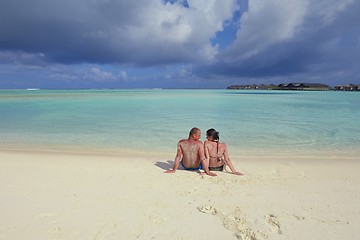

[155,161,203,175]
[154,160,174,170]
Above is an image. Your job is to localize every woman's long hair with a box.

[206,128,220,153]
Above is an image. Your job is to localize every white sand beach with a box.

[0,150,359,240]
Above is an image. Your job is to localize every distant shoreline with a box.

[227,82,360,91]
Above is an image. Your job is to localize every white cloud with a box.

[0,0,238,65]
[218,0,359,67]
[89,68,117,82]
[221,0,309,61]
[113,0,237,63]
[46,65,122,84]
[311,0,354,25]
[178,65,192,77]
[194,0,360,86]
[119,71,128,81]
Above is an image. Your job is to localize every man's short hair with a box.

[189,127,200,137]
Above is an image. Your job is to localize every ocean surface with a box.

[0,89,359,157]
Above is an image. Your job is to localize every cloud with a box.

[196,0,360,85]
[222,0,308,61]
[0,0,359,88]
[0,51,47,69]
[46,64,118,83]
[0,0,237,66]
[119,71,128,81]
[89,68,117,82]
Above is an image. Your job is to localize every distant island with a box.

[227,83,360,91]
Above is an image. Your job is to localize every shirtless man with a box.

[165,127,216,177]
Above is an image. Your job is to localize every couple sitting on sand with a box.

[165,127,243,177]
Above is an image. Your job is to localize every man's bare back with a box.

[178,139,203,168]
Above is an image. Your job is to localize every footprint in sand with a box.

[197,206,285,239]
[266,214,282,234]
[197,205,218,215]
[198,205,267,240]
[234,207,247,225]
[293,215,305,221]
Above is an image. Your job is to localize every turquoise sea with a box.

[0,89,359,157]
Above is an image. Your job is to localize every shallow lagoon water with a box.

[0,89,359,156]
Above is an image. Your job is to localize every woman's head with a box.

[206,128,219,141]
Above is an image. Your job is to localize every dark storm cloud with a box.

[0,0,236,65]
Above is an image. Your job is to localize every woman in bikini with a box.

[204,128,243,175]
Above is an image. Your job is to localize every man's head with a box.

[189,127,201,140]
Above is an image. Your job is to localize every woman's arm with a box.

[223,144,243,175]
[204,140,210,160]
[199,142,216,176]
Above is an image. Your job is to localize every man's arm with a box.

[165,141,183,173]
[199,142,217,177]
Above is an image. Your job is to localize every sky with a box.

[0,0,359,89]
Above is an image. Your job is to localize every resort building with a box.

[334,84,360,91]
[227,83,331,91]
[276,83,330,91]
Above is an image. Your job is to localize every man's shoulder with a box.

[178,139,188,144]
[180,139,202,146]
